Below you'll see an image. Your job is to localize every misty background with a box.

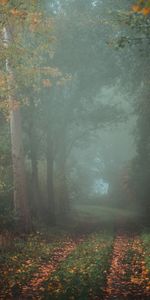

[0,0,150,230]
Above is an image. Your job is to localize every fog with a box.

[1,1,150,299]
[0,0,150,229]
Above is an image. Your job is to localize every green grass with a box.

[1,215,149,299]
[40,232,114,300]
[73,203,140,225]
[141,232,150,272]
[0,230,72,298]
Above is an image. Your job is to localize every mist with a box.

[0,1,150,299]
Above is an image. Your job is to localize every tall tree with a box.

[2,25,30,231]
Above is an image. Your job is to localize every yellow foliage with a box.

[9,99,20,111]
[28,12,42,32]
[132,0,150,15]
[132,5,141,12]
[42,79,52,88]
[0,74,6,88]
[0,99,9,109]
[0,0,9,5]
[141,7,150,14]
[10,8,28,18]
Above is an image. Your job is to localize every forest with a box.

[0,0,150,299]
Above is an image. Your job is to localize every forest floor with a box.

[0,222,150,300]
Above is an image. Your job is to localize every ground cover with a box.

[0,226,150,300]
[74,204,139,226]
[37,231,113,300]
[142,232,150,273]
[105,231,150,299]
[0,229,83,299]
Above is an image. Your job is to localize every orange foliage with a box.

[105,234,150,298]
[28,12,42,32]
[132,4,141,12]
[0,0,9,5]
[10,8,28,18]
[132,0,150,15]
[0,73,6,88]
[141,7,150,14]
[9,99,20,111]
[22,238,80,298]
[42,79,52,88]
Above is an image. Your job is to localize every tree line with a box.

[0,0,149,231]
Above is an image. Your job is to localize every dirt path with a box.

[21,236,84,299]
[104,232,150,299]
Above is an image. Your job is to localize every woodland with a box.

[0,0,150,299]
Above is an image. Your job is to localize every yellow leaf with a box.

[141,7,150,15]
[132,4,141,12]
[42,79,52,88]
[10,8,27,18]
[0,0,9,5]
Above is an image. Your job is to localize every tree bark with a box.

[10,107,30,231]
[28,101,41,217]
[54,136,70,219]
[46,131,56,224]
[30,129,40,217]
[3,26,30,232]
[56,164,69,216]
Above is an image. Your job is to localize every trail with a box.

[21,236,84,299]
[1,228,150,300]
[104,232,150,299]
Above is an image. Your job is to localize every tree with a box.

[2,25,30,231]
[0,0,56,227]
[0,0,141,227]
[115,0,150,219]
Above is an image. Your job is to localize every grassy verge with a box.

[40,231,113,300]
[73,204,140,226]
[0,230,73,298]
[141,232,150,272]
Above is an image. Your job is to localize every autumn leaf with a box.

[0,0,9,5]
[132,4,141,12]
[42,79,52,88]
[132,0,150,14]
[141,7,150,14]
[28,12,42,32]
[0,73,6,88]
[10,8,28,18]
[9,100,20,111]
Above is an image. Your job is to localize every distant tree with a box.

[2,24,30,231]
[115,0,150,219]
[0,0,56,228]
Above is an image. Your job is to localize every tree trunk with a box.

[54,138,70,219]
[30,131,41,217]
[28,101,41,217]
[46,131,56,224]
[10,107,30,231]
[57,165,69,216]
[3,26,30,232]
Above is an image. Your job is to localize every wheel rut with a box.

[104,231,150,299]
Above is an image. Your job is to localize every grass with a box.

[73,203,140,227]
[40,231,113,300]
[141,232,150,272]
[0,230,74,298]
[0,212,150,299]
